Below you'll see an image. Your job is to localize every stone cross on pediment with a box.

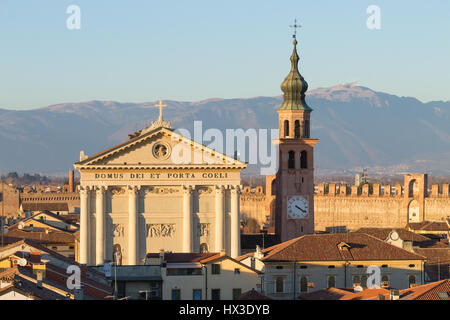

[142,99,173,132]
[155,99,167,122]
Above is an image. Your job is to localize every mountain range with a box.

[1,83,449,177]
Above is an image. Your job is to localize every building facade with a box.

[74,115,247,266]
[238,233,426,300]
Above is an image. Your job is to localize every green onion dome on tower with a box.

[278,39,312,111]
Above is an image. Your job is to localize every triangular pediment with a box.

[74,127,247,169]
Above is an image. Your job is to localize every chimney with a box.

[403,240,414,252]
[255,245,264,259]
[390,289,400,300]
[80,264,87,279]
[220,249,226,257]
[69,170,75,193]
[159,249,165,266]
[33,262,46,287]
[29,251,41,263]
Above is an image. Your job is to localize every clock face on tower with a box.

[287,195,309,219]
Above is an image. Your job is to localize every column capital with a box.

[215,185,225,193]
[231,185,242,194]
[127,185,139,194]
[96,185,106,194]
[182,185,194,194]
[79,185,90,194]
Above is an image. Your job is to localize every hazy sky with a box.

[0,0,449,109]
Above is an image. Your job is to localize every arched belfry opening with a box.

[294,120,300,138]
[284,120,289,138]
[300,150,307,169]
[288,151,295,169]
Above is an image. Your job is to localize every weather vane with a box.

[290,19,301,39]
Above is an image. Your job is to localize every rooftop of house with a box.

[351,227,448,248]
[235,288,271,300]
[0,268,68,300]
[0,239,111,297]
[407,220,450,232]
[238,233,427,262]
[298,279,450,300]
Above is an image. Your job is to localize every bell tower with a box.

[273,27,318,242]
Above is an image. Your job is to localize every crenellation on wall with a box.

[317,184,325,195]
[362,184,369,196]
[395,184,402,196]
[443,184,449,197]
[383,185,392,196]
[328,183,336,196]
[373,184,380,196]
[431,184,439,197]
[339,185,348,196]
[351,185,358,196]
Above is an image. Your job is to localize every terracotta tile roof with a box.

[22,203,69,212]
[0,239,105,279]
[300,281,450,300]
[413,248,450,281]
[399,279,450,300]
[414,248,450,264]
[235,289,271,300]
[407,221,450,232]
[0,242,112,299]
[5,229,75,244]
[258,233,426,262]
[298,288,354,300]
[352,227,448,248]
[340,288,391,300]
[146,252,219,263]
[0,269,68,300]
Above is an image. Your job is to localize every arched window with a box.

[328,275,336,288]
[300,276,308,292]
[381,275,389,287]
[288,151,295,169]
[361,275,368,288]
[200,243,209,253]
[275,277,284,293]
[300,151,307,169]
[294,120,300,138]
[408,275,416,287]
[284,120,289,138]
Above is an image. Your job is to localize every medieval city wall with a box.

[240,181,450,233]
[240,186,266,233]
[20,192,80,213]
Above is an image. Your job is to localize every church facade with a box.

[74,112,246,266]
